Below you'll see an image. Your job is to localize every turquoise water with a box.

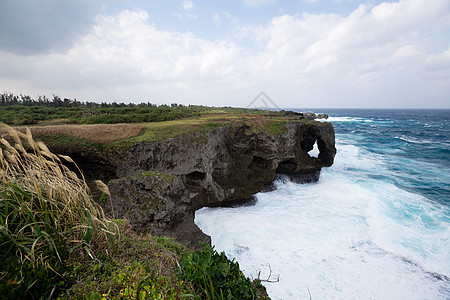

[195,109,450,299]
[324,109,449,206]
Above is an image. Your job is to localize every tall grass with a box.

[0,124,119,297]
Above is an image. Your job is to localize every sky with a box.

[0,0,449,108]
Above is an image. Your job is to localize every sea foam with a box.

[195,137,450,299]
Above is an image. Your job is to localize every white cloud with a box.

[244,0,277,7]
[425,48,450,71]
[182,0,194,12]
[179,0,197,19]
[0,9,247,103]
[0,0,449,107]
[393,45,421,59]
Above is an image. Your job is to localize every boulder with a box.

[107,171,210,250]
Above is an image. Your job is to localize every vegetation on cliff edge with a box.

[0,124,270,299]
[1,92,320,158]
[0,92,265,126]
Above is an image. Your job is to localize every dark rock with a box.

[118,121,336,209]
[277,171,321,184]
[108,120,335,249]
[303,112,329,120]
[304,112,317,120]
[316,113,329,119]
[274,110,328,120]
[107,170,210,250]
[261,182,277,193]
[205,196,258,208]
[39,118,336,250]
[277,110,305,118]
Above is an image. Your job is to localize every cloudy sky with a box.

[0,0,449,108]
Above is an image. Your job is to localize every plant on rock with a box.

[178,244,257,300]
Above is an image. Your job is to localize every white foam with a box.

[395,135,436,145]
[318,116,374,123]
[308,141,319,158]
[194,141,450,300]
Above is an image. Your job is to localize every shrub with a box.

[179,244,258,300]
[62,231,198,300]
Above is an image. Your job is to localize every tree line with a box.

[0,92,185,108]
[0,93,199,125]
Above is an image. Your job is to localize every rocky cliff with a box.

[107,119,336,249]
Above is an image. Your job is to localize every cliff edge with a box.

[108,119,336,249]
[29,113,336,249]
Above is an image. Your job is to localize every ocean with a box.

[195,109,450,300]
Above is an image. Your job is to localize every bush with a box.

[62,232,197,300]
[179,244,258,300]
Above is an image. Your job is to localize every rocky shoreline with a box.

[105,118,336,249]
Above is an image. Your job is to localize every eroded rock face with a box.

[39,118,335,249]
[117,121,336,209]
[107,171,210,250]
[108,120,335,249]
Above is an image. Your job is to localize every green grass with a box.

[4,103,320,155]
[268,120,286,135]
[111,115,239,147]
[113,113,303,148]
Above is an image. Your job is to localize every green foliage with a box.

[98,192,109,204]
[63,232,197,300]
[179,244,258,300]
[0,103,203,126]
[0,255,66,299]
[0,105,83,125]
[0,92,273,126]
[268,120,286,135]
[68,261,191,299]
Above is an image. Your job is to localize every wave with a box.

[318,116,373,123]
[195,174,450,299]
[395,135,433,144]
[195,138,450,299]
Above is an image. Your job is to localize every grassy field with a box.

[23,113,311,149]
[0,102,319,152]
[0,98,268,126]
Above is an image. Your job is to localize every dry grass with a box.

[0,123,119,296]
[25,123,145,144]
